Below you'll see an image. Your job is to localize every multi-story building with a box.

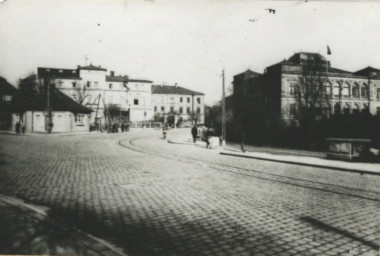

[37,64,153,123]
[0,76,17,130]
[151,84,205,125]
[233,52,380,122]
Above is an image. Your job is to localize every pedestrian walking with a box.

[191,125,198,143]
[205,126,214,148]
[15,122,20,134]
[21,123,25,133]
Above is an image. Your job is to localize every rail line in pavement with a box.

[119,136,380,202]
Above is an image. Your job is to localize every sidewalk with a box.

[0,130,101,136]
[0,194,126,256]
[169,136,380,175]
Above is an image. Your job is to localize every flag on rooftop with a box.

[327,45,331,55]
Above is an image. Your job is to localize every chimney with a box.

[110,71,115,76]
[77,65,81,69]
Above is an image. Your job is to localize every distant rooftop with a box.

[78,64,107,72]
[152,85,204,95]
[38,67,82,80]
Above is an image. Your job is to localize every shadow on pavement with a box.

[51,206,282,256]
[0,201,107,255]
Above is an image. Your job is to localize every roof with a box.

[288,52,327,63]
[12,89,92,114]
[38,67,81,80]
[266,60,299,69]
[106,75,129,82]
[152,85,204,95]
[128,79,153,83]
[78,64,107,72]
[0,77,17,95]
[233,69,261,78]
[328,67,352,75]
[353,66,380,78]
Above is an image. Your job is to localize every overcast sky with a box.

[0,0,379,104]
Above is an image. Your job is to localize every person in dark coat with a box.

[191,125,198,143]
[15,122,20,134]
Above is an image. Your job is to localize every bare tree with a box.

[293,62,330,124]
[73,82,91,106]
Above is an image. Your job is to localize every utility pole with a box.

[46,69,52,133]
[191,93,194,125]
[222,68,226,147]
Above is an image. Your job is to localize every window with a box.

[289,104,297,117]
[361,84,368,97]
[179,107,183,113]
[187,97,190,103]
[87,81,91,88]
[324,82,331,95]
[161,106,165,112]
[342,83,350,97]
[87,96,92,103]
[186,107,190,113]
[135,84,139,90]
[57,80,63,87]
[377,107,380,116]
[134,99,139,105]
[170,106,174,112]
[353,104,360,114]
[75,114,85,125]
[197,97,201,104]
[94,82,99,88]
[109,84,113,89]
[343,104,350,115]
[333,82,340,96]
[154,106,157,112]
[334,103,341,115]
[377,88,380,99]
[180,97,183,103]
[72,82,76,88]
[289,83,295,95]
[197,107,201,114]
[352,83,359,98]
[2,95,12,102]
[170,97,174,103]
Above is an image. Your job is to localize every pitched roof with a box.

[353,66,380,78]
[152,85,204,95]
[0,77,17,95]
[234,69,261,78]
[266,59,299,69]
[12,89,92,113]
[78,64,107,72]
[328,67,352,75]
[38,67,81,80]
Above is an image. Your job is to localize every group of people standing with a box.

[191,124,214,148]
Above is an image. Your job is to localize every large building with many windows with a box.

[233,52,380,122]
[151,84,205,125]
[37,64,153,123]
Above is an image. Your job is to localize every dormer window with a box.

[87,81,91,88]
[109,84,113,89]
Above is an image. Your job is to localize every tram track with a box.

[120,136,380,202]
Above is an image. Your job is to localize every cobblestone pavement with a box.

[0,130,379,256]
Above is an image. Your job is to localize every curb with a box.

[220,152,380,176]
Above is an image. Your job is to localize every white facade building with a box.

[37,65,153,123]
[151,84,205,125]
